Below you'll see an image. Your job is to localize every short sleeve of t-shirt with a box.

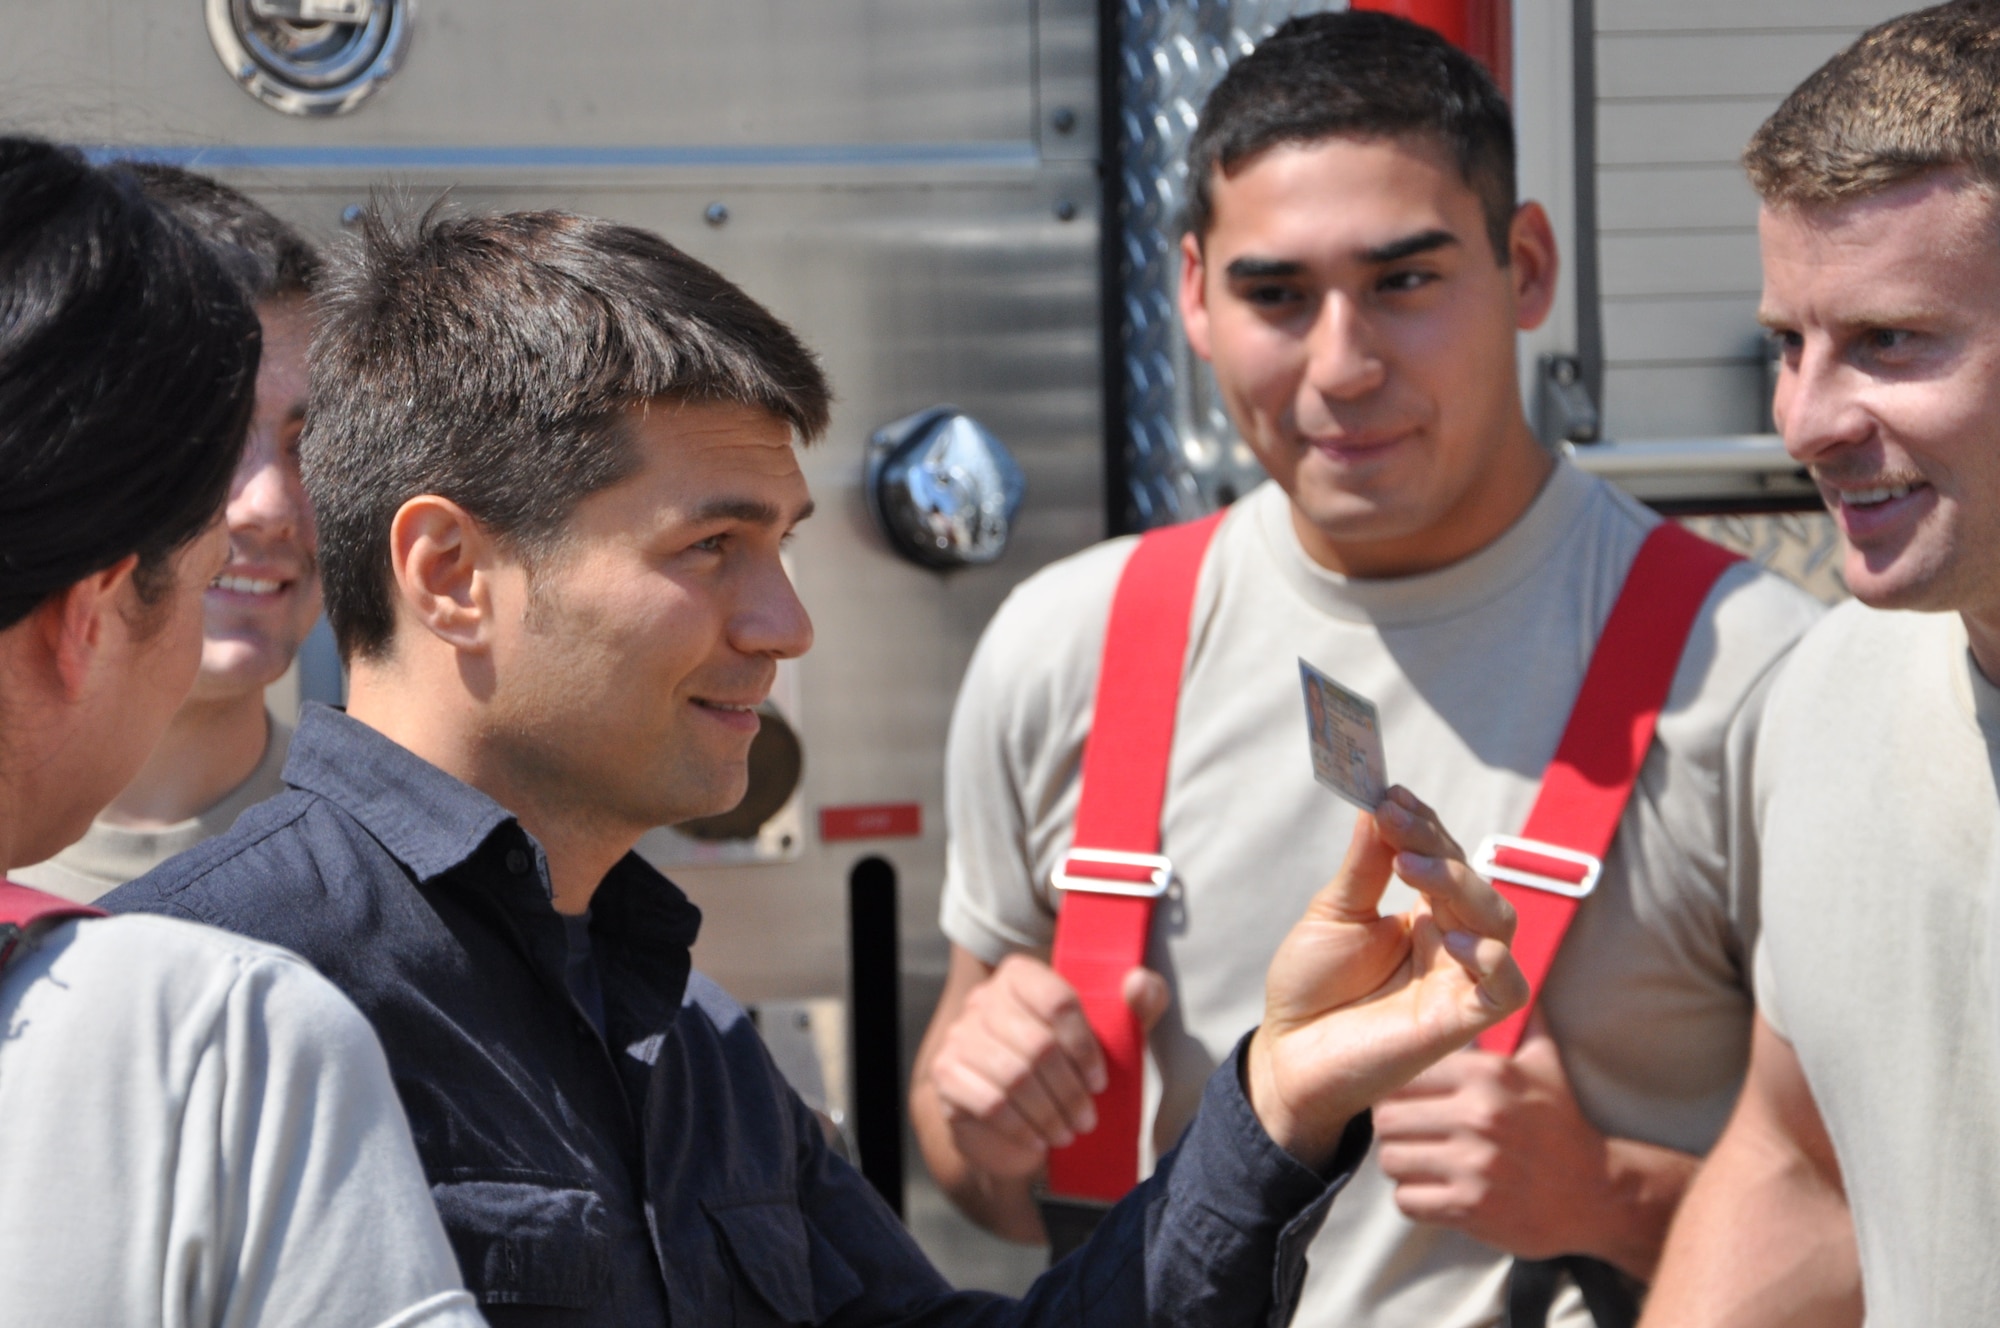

[201,936,485,1327]
[940,535,1141,964]
[0,914,483,1328]
[1751,932,1789,1041]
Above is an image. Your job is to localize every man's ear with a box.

[1179,231,1217,363]
[30,556,140,702]
[1508,201,1560,333]
[387,495,497,653]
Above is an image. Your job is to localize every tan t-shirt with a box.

[1752,603,2000,1326]
[941,464,1824,1327]
[14,713,292,903]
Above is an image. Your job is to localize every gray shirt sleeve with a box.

[1751,933,1789,1041]
[940,540,1136,963]
[0,915,484,1328]
[194,944,488,1327]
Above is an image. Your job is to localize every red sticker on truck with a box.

[819,803,922,842]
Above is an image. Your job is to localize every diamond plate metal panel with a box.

[1677,511,1848,605]
[1115,0,1344,530]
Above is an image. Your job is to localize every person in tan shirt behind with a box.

[15,164,322,901]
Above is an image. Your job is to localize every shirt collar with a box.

[285,704,704,1035]
[285,704,517,883]
[1252,455,1599,627]
[284,705,703,947]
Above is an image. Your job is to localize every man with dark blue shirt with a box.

[107,205,1526,1326]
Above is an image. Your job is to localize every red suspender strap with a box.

[1474,523,1741,1054]
[1045,511,1226,1204]
[1044,516,1738,1195]
[0,880,105,970]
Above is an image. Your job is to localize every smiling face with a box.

[1761,172,2000,631]
[478,399,814,834]
[195,296,321,702]
[1180,134,1556,578]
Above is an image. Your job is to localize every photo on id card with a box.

[1299,659,1387,812]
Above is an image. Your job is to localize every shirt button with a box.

[505,849,531,875]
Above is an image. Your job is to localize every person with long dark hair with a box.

[0,136,484,1327]
[13,162,325,903]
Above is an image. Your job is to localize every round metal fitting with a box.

[206,0,414,117]
[865,407,1026,570]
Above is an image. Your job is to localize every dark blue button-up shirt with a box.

[107,706,1366,1326]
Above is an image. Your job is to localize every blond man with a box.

[1646,4,2000,1323]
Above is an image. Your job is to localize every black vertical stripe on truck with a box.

[1572,0,1605,424]
[1098,0,1132,538]
[849,856,904,1216]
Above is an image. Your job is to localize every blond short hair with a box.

[1746,0,2000,207]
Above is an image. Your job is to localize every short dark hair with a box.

[1184,10,1517,263]
[125,162,321,302]
[0,137,259,632]
[305,204,833,662]
[1746,0,2000,208]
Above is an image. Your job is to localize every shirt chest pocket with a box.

[705,1198,861,1326]
[433,1177,611,1310]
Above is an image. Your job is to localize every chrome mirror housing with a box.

[866,407,1026,569]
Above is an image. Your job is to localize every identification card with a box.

[1299,659,1387,811]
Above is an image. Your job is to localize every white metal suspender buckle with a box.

[1472,834,1603,900]
[1050,848,1174,899]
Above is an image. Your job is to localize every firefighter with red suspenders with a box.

[911,13,1824,1327]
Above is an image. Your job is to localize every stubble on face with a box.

[483,402,813,840]
[1761,174,2000,629]
[1183,135,1551,579]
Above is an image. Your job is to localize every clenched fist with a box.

[1377,1009,1702,1278]
[926,953,1170,1180]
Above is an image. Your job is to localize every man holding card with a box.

[911,11,1823,1326]
[104,194,1538,1327]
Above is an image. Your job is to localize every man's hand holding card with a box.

[1242,668,1528,1170]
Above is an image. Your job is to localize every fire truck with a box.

[1,0,1907,1288]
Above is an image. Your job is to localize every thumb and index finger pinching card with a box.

[1299,658,1388,812]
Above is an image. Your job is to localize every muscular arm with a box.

[1639,1014,1861,1326]
[910,945,1049,1243]
[1589,1137,1700,1281]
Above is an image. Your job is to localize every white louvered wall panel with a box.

[1592,1,1911,438]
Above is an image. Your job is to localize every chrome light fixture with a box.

[866,407,1026,569]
